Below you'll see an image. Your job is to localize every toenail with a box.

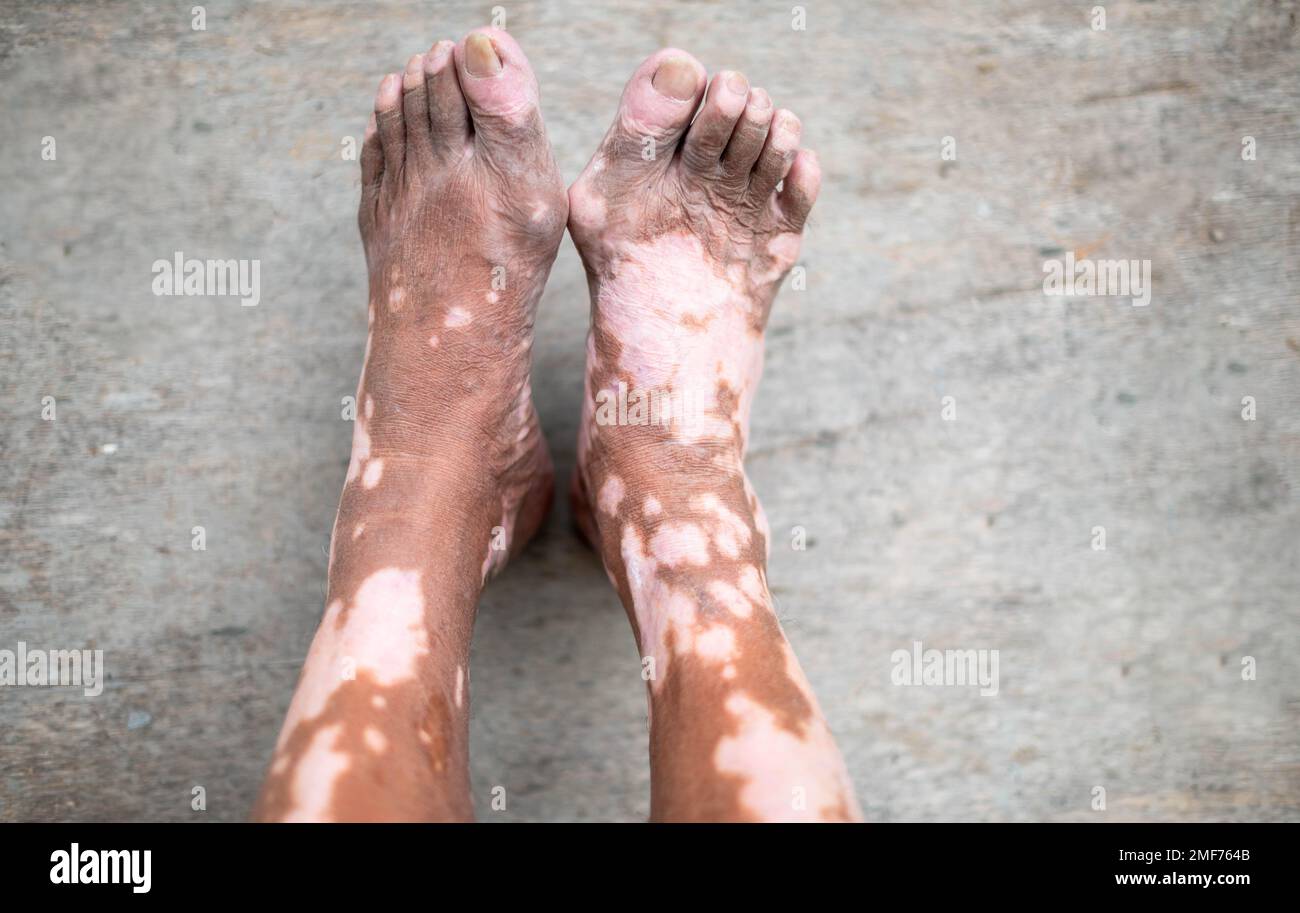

[406,54,423,76]
[725,72,748,96]
[652,57,699,100]
[748,88,771,110]
[465,33,502,77]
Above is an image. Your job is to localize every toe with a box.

[401,53,434,170]
[721,88,773,181]
[361,113,383,190]
[359,113,382,232]
[453,28,546,152]
[681,71,750,175]
[747,108,801,203]
[777,149,821,230]
[374,73,406,193]
[599,49,706,169]
[424,40,470,155]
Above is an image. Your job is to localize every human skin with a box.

[254,28,564,821]
[567,50,861,821]
[254,30,859,823]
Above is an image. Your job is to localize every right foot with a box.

[568,50,860,821]
[352,27,567,581]
[256,28,566,822]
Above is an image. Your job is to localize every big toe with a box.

[600,48,707,168]
[453,28,546,152]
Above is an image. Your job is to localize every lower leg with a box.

[255,27,565,822]
[570,50,860,821]
[254,493,484,822]
[579,458,860,822]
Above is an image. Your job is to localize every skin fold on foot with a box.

[255,28,566,822]
[569,50,862,822]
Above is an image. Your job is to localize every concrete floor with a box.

[1,0,1298,822]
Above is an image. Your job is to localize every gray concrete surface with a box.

[1,0,1298,822]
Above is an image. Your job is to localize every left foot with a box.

[566,50,860,822]
[256,28,566,822]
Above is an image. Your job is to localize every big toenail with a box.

[726,72,748,96]
[652,57,698,100]
[466,33,502,76]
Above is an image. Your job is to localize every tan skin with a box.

[256,31,858,823]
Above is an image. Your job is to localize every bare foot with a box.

[256,28,566,822]
[569,50,860,821]
[354,28,567,577]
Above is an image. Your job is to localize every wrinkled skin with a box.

[256,33,859,823]
[256,29,565,822]
[569,51,860,821]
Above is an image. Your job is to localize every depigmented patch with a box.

[649,522,711,567]
[598,476,625,515]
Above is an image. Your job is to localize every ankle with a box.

[582,458,771,626]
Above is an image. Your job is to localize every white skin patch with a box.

[594,233,765,443]
[738,564,765,602]
[303,568,429,704]
[708,579,755,618]
[620,526,669,666]
[361,458,384,489]
[428,334,439,348]
[712,692,849,822]
[598,476,625,515]
[258,568,429,818]
[486,291,500,304]
[693,625,737,661]
[455,665,465,709]
[344,416,371,484]
[714,525,741,558]
[388,287,405,310]
[644,496,662,516]
[649,521,712,567]
[743,476,770,555]
[279,723,348,822]
[364,396,375,420]
[371,695,386,709]
[352,522,366,540]
[445,307,472,328]
[694,493,752,548]
[363,726,388,753]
